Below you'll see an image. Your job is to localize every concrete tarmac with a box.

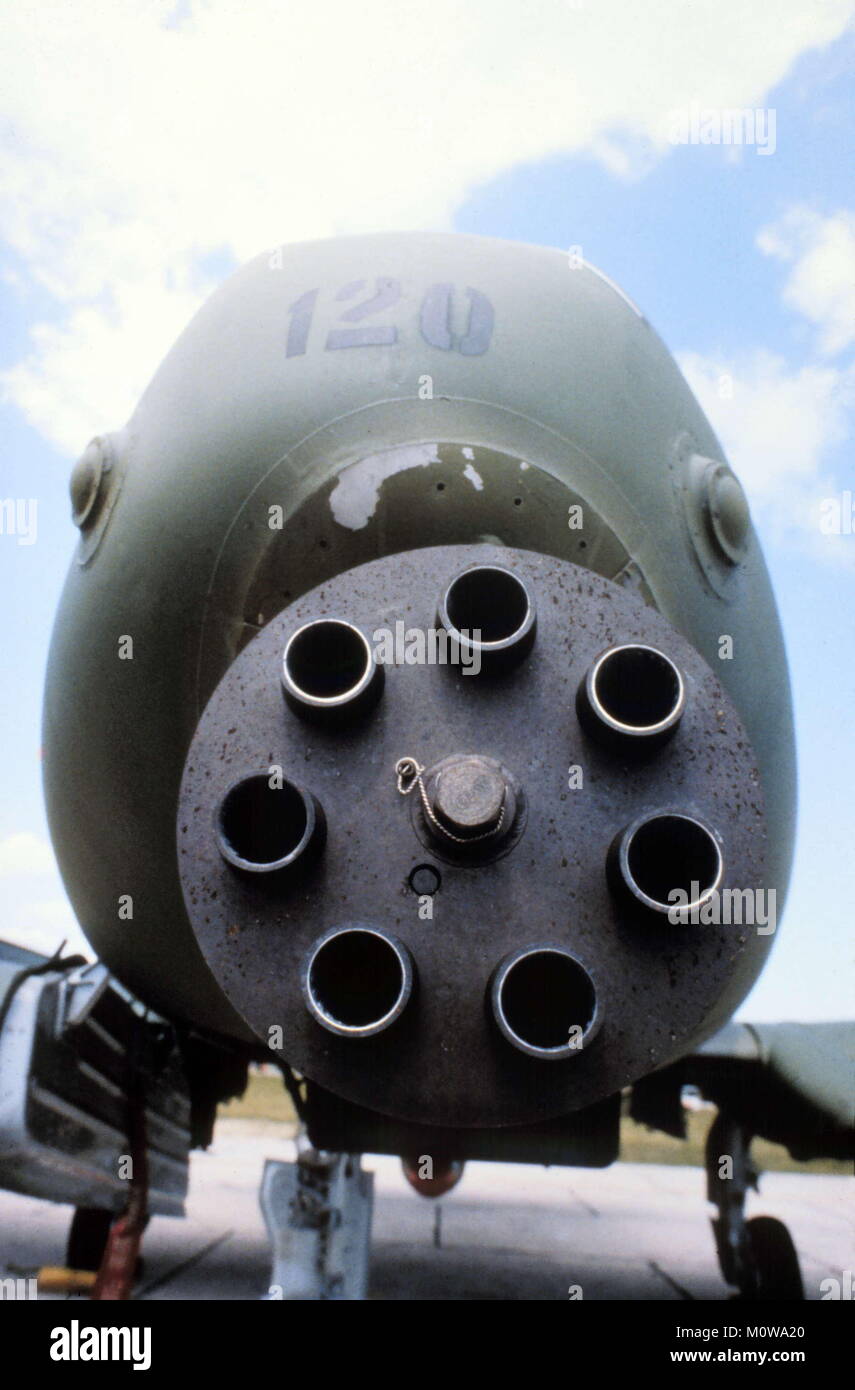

[1,1120,851,1301]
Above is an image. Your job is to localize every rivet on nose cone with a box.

[490,946,601,1059]
[303,927,414,1038]
[577,643,685,752]
[282,618,384,723]
[438,564,536,673]
[215,773,326,877]
[607,811,724,918]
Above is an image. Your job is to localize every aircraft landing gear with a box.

[66,1206,113,1272]
[260,1148,373,1300]
[706,1111,804,1300]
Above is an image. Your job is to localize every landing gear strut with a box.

[260,1148,373,1300]
[706,1111,804,1300]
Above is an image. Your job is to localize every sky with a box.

[0,0,853,1022]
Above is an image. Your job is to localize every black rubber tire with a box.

[744,1216,805,1300]
[66,1206,113,1272]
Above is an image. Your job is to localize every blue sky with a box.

[0,1,853,1021]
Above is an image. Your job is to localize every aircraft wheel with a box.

[66,1206,112,1272]
[744,1216,804,1300]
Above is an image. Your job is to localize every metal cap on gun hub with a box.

[432,756,508,839]
[396,751,525,861]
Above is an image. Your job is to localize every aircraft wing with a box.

[631,1020,854,1163]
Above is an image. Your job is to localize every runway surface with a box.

[1,1120,851,1300]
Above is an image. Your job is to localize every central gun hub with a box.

[177,544,770,1128]
[432,755,508,839]
[396,752,522,858]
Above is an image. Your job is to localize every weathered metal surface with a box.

[43,234,795,1040]
[178,545,770,1128]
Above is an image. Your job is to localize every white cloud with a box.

[758,207,855,355]
[1,0,853,452]
[0,897,91,961]
[2,278,208,465]
[0,832,57,878]
[0,833,91,958]
[678,349,852,497]
[678,348,855,565]
[680,198,855,566]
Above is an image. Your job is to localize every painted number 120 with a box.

[286,279,494,358]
